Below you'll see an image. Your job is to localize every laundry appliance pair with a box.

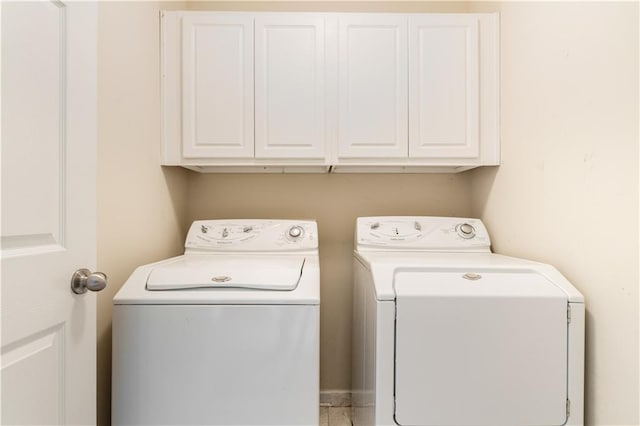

[112,217,584,426]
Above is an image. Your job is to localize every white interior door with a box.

[1,2,98,425]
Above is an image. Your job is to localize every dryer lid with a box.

[393,269,569,426]
[146,255,305,291]
[394,269,568,298]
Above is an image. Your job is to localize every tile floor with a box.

[319,406,352,426]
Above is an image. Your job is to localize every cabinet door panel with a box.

[182,15,253,158]
[338,16,408,158]
[409,15,479,159]
[255,16,326,159]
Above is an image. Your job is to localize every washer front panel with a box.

[112,304,319,425]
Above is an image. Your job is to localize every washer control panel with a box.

[287,225,305,240]
[185,220,318,252]
[356,216,490,252]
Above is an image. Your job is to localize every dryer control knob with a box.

[288,225,304,239]
[457,223,476,239]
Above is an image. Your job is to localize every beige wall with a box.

[96,2,189,425]
[469,2,639,425]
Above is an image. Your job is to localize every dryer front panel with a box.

[393,270,568,426]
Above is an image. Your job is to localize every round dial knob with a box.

[457,223,476,239]
[288,225,304,239]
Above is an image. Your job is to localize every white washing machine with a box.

[352,216,585,426]
[112,219,320,426]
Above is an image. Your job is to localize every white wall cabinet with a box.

[337,15,408,159]
[181,14,253,158]
[408,15,479,159]
[334,13,499,171]
[162,11,499,173]
[255,16,327,159]
[163,12,332,172]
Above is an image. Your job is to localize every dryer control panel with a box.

[356,216,491,252]
[185,220,318,252]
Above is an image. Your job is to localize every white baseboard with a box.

[320,390,352,407]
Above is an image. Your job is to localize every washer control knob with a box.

[457,223,476,239]
[288,225,304,239]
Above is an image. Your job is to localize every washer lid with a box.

[146,255,305,291]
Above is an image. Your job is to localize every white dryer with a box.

[352,216,585,426]
[112,219,320,425]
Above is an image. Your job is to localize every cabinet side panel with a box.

[161,12,182,165]
[478,13,500,165]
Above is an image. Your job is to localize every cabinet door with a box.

[338,15,408,158]
[409,15,479,159]
[255,15,326,159]
[182,14,253,158]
